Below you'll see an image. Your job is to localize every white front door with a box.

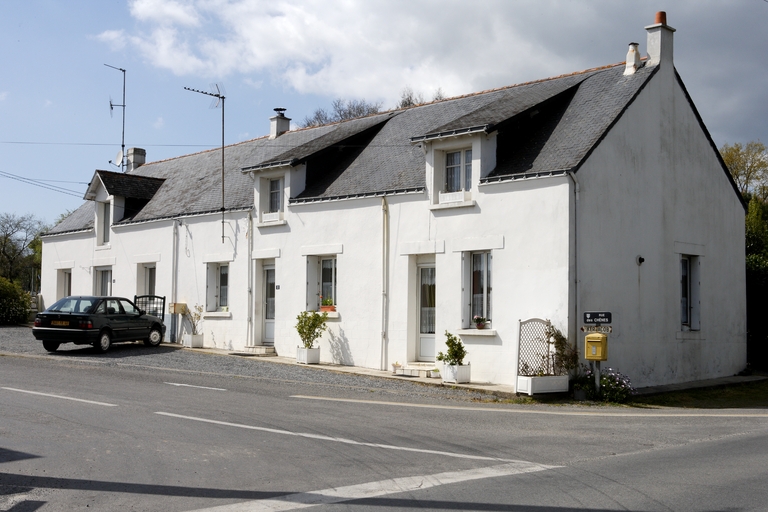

[263,267,275,345]
[418,266,435,361]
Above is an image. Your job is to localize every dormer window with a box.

[99,201,111,245]
[444,149,472,197]
[260,176,285,224]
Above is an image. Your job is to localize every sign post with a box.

[582,312,612,393]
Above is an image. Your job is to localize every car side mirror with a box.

[138,309,146,316]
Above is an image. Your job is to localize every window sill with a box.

[203,311,232,319]
[313,311,340,320]
[257,220,287,228]
[456,328,496,336]
[429,200,476,211]
[676,330,704,340]
[95,244,111,251]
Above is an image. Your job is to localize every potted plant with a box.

[571,364,595,401]
[436,331,470,383]
[295,310,328,364]
[182,304,204,348]
[516,322,577,395]
[473,315,489,329]
[319,295,336,312]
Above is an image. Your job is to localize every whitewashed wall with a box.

[576,63,747,387]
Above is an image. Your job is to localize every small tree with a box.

[295,311,328,348]
[436,331,467,366]
[720,141,768,201]
[300,98,382,128]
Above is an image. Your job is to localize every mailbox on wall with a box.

[169,302,188,315]
[585,333,608,361]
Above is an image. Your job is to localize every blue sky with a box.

[2,0,767,225]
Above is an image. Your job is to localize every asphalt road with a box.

[2,327,768,511]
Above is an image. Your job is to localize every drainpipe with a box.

[567,171,580,356]
[246,209,254,348]
[381,196,390,370]
[170,218,180,343]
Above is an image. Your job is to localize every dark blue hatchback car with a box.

[32,296,166,353]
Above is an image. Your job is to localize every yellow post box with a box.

[169,302,188,315]
[585,333,608,361]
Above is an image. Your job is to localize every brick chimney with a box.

[126,147,146,173]
[269,108,291,139]
[645,11,675,67]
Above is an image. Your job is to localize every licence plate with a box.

[51,320,69,326]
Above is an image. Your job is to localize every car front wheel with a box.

[42,340,60,352]
[94,331,112,353]
[145,327,163,347]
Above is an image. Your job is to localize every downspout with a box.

[171,218,180,343]
[246,208,254,348]
[567,171,580,353]
[381,196,390,370]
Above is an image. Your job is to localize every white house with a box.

[41,12,746,389]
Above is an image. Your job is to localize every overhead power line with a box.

[0,170,84,198]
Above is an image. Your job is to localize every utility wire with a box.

[0,170,83,198]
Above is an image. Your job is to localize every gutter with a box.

[567,171,580,356]
[381,196,390,371]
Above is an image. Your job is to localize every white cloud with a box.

[104,0,768,134]
[0,91,8,101]
[153,117,165,129]
[95,29,127,51]
[129,0,200,26]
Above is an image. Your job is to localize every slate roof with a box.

[89,170,165,200]
[45,60,658,236]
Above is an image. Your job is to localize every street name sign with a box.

[583,311,612,324]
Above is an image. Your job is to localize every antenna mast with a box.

[105,64,126,172]
[185,84,226,243]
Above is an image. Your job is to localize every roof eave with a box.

[409,125,492,143]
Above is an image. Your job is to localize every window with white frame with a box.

[99,201,111,245]
[305,255,338,310]
[445,149,472,193]
[680,255,700,330]
[465,252,491,327]
[260,176,284,223]
[95,267,112,296]
[206,263,229,311]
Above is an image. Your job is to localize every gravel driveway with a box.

[1,326,494,402]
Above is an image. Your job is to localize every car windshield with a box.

[47,297,97,314]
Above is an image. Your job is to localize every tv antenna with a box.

[185,83,226,243]
[105,64,126,172]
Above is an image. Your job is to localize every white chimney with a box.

[126,147,146,173]
[645,11,675,67]
[623,42,641,75]
[269,108,291,139]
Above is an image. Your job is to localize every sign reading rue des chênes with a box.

[583,311,612,324]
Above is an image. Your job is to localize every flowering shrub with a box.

[473,315,488,326]
[598,367,636,403]
[571,364,597,398]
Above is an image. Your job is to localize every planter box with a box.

[182,333,204,348]
[442,363,471,384]
[296,346,320,364]
[319,305,336,312]
[516,375,569,396]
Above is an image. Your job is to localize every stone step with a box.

[394,363,441,379]
[229,346,277,357]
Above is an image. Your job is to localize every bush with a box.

[0,277,29,325]
[598,367,636,403]
[295,311,328,349]
[436,331,467,366]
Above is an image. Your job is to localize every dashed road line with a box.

[1,387,118,407]
[165,382,227,391]
[155,411,519,462]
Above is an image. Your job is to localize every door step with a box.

[229,346,277,357]
[394,362,441,378]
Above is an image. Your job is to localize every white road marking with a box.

[165,382,227,391]
[191,461,556,511]
[1,387,118,407]
[155,411,517,462]
[292,395,768,418]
